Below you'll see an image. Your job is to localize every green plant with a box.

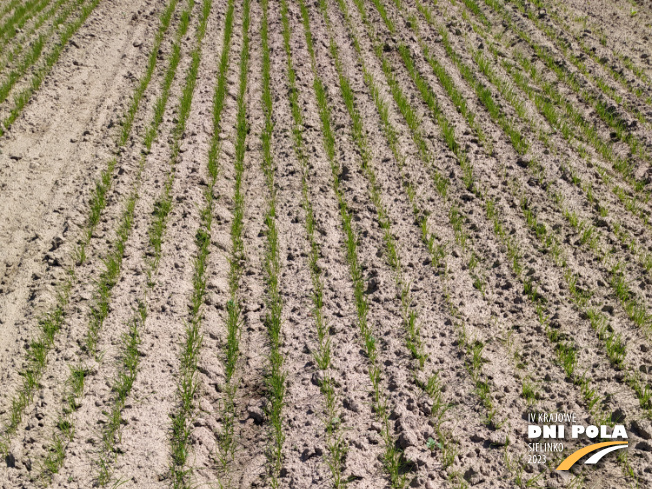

[426,437,440,451]
[217,0,251,466]
[260,1,286,484]
[1,0,105,135]
[40,1,201,481]
[521,379,537,405]
[312,0,427,371]
[459,0,652,249]
[0,0,72,77]
[0,0,23,24]
[1,0,183,463]
[351,0,511,441]
[320,4,488,480]
[295,0,405,484]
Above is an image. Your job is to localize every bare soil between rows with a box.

[1,0,651,488]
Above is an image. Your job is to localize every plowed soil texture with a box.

[0,0,652,488]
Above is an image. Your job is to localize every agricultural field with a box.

[1,0,652,487]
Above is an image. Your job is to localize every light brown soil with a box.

[0,0,651,488]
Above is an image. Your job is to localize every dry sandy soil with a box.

[0,0,652,488]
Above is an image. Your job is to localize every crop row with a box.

[0,0,54,46]
[564,0,652,91]
[93,0,213,486]
[426,0,652,402]
[0,0,103,136]
[530,0,652,107]
[509,0,652,124]
[42,0,200,484]
[0,0,51,47]
[345,0,647,482]
[298,0,423,483]
[274,0,348,486]
[320,1,484,486]
[167,1,235,488]
[0,0,182,460]
[259,0,286,485]
[3,0,651,486]
[286,0,560,484]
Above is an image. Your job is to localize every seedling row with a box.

[1,0,651,488]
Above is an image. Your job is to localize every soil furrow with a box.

[0,0,168,460]
[418,0,652,356]
[0,1,197,485]
[109,4,235,489]
[262,1,382,487]
[2,0,651,487]
[340,0,646,484]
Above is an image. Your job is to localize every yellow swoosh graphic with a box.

[556,441,628,470]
